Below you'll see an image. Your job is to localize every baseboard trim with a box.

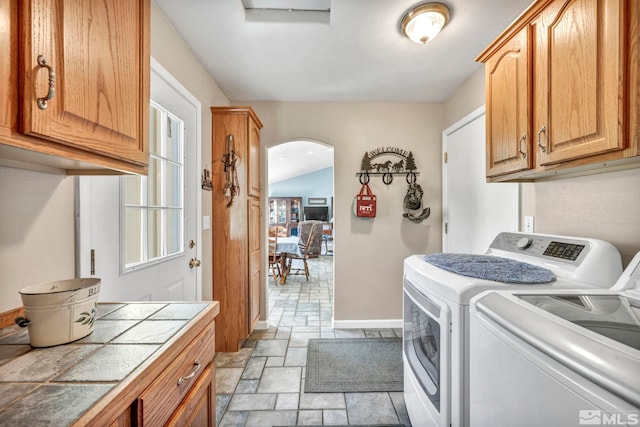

[253,320,270,330]
[332,318,403,329]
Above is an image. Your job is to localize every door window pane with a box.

[122,102,185,270]
[124,208,143,265]
[166,162,182,208]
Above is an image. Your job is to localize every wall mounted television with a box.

[303,206,328,222]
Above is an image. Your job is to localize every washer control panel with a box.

[542,241,585,261]
[488,232,590,265]
[485,232,622,287]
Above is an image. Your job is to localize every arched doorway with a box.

[264,139,335,326]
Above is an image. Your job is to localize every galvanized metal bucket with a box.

[16,278,101,347]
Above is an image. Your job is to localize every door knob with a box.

[189,258,201,269]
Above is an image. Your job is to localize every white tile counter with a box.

[0,301,219,426]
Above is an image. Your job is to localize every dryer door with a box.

[403,277,451,426]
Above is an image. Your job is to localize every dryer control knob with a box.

[517,237,533,249]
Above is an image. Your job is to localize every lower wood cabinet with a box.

[166,367,215,427]
[136,323,216,426]
[0,302,219,426]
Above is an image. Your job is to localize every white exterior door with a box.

[77,59,201,302]
[442,106,519,254]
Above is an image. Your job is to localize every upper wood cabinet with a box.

[533,0,624,166]
[248,117,261,198]
[484,26,531,177]
[0,0,149,175]
[478,0,639,181]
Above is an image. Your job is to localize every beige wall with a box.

[151,5,230,300]
[0,167,75,312]
[238,101,444,322]
[523,169,640,267]
[445,67,640,267]
[0,6,230,314]
[444,68,485,129]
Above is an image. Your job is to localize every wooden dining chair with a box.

[269,225,288,237]
[286,225,318,281]
[268,236,281,285]
[297,221,323,258]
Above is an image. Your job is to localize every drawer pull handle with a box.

[36,55,56,110]
[177,360,201,386]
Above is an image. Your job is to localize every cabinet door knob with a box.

[537,126,547,152]
[518,134,527,158]
[36,55,56,110]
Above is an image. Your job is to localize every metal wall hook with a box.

[359,172,370,185]
[382,172,393,185]
[406,172,417,184]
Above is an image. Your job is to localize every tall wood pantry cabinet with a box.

[211,106,263,352]
[477,0,640,181]
[0,0,150,174]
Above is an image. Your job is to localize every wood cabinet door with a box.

[533,0,625,166]
[248,198,261,333]
[19,0,149,167]
[248,116,261,198]
[212,111,248,352]
[485,26,531,177]
[0,0,17,140]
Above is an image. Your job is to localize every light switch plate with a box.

[524,216,535,233]
[203,215,211,230]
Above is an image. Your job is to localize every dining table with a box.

[276,236,302,284]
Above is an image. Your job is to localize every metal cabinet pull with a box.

[537,126,547,152]
[36,55,55,110]
[177,360,201,386]
[518,134,527,158]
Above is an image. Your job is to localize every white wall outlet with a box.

[203,215,211,230]
[524,216,535,233]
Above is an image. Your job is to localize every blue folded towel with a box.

[423,254,556,284]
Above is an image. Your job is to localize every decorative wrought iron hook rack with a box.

[355,147,420,186]
[354,146,430,223]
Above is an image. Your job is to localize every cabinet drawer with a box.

[166,365,214,427]
[137,323,215,426]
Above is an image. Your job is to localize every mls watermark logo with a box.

[580,410,603,425]
[579,410,640,426]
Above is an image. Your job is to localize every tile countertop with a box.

[0,301,219,426]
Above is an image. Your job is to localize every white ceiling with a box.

[153,0,532,181]
[268,141,334,184]
[153,0,533,103]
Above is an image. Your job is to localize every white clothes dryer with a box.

[469,251,640,427]
[403,232,623,427]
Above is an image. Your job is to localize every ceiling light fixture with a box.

[401,2,450,44]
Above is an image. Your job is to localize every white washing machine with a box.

[403,232,623,427]
[469,251,640,427]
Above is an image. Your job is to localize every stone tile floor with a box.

[215,256,411,426]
